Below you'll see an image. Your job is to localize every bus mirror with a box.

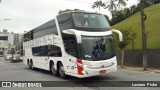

[112,29,123,42]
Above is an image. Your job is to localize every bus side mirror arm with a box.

[112,29,123,42]
[67,29,82,43]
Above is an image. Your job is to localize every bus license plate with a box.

[99,70,106,74]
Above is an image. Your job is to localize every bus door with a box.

[63,39,78,74]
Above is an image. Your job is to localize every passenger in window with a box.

[99,38,106,51]
[48,46,62,57]
[92,45,101,58]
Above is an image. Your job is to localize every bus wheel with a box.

[51,63,58,76]
[29,60,34,69]
[58,63,67,79]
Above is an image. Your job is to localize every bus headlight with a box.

[82,70,88,74]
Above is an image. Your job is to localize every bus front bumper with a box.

[76,63,117,78]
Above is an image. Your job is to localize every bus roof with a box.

[24,11,110,40]
[25,11,104,34]
[58,11,102,16]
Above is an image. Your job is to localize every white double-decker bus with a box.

[23,11,123,78]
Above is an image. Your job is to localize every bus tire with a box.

[51,63,58,76]
[29,60,34,69]
[58,63,67,79]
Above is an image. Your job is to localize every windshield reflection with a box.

[72,13,110,29]
[80,36,116,61]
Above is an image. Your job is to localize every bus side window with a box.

[39,46,48,56]
[64,40,77,57]
[32,47,40,56]
[48,45,62,57]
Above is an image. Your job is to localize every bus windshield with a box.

[72,13,110,29]
[80,36,116,61]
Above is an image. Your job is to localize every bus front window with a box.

[72,13,110,30]
[80,36,116,61]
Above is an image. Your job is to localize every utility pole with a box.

[140,0,147,71]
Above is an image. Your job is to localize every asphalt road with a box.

[0,57,160,90]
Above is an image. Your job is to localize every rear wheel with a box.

[29,60,34,69]
[58,63,67,79]
[51,63,58,76]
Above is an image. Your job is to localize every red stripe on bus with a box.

[77,59,84,75]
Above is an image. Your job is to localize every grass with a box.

[112,4,160,49]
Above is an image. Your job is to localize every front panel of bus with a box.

[62,12,117,78]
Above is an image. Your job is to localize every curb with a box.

[118,66,160,74]
[154,71,160,74]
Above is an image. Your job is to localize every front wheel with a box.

[11,60,13,63]
[58,63,67,79]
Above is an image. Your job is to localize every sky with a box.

[0,0,138,33]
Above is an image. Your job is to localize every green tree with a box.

[123,8,130,17]
[117,0,127,8]
[130,5,138,15]
[104,15,111,24]
[110,9,129,25]
[114,27,135,68]
[154,0,160,4]
[112,10,124,24]
[106,0,117,12]
[106,0,128,24]
[106,0,128,12]
[92,0,106,13]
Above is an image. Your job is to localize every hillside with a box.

[112,4,160,49]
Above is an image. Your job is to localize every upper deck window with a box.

[72,13,110,30]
